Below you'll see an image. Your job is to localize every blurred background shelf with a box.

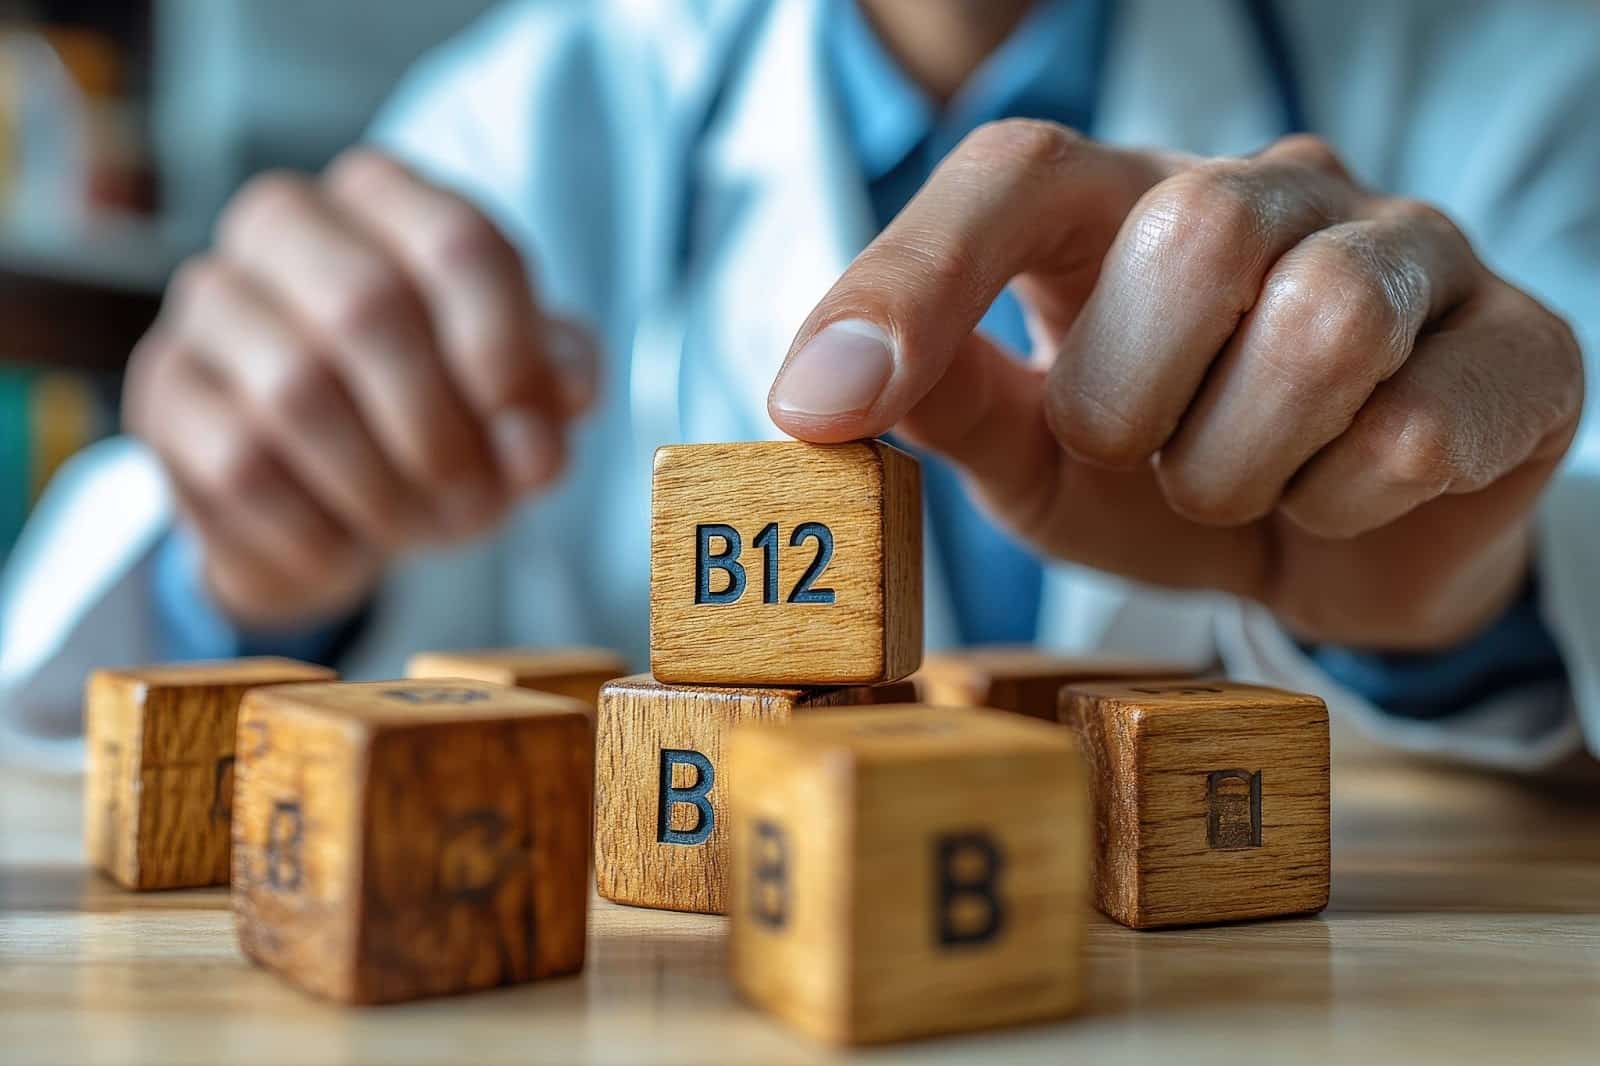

[0,218,177,372]
[0,0,498,553]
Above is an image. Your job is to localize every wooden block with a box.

[232,679,592,1004]
[649,440,922,686]
[594,674,915,915]
[916,646,1200,719]
[405,646,626,707]
[728,705,1089,1045]
[83,658,336,890]
[1059,680,1330,929]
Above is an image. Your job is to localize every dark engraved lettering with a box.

[210,754,237,823]
[753,522,780,604]
[787,522,836,604]
[1207,769,1263,850]
[750,820,789,929]
[265,800,305,891]
[935,832,1006,947]
[1129,685,1226,696]
[439,809,517,903]
[657,749,715,846]
[695,524,746,605]
[382,686,490,705]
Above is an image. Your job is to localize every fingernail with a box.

[549,321,599,414]
[491,409,561,490]
[770,319,895,419]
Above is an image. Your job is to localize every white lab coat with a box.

[4,0,1598,773]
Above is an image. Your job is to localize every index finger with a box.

[767,121,1171,443]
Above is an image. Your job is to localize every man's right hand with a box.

[125,149,597,630]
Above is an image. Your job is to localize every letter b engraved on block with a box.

[265,800,305,891]
[749,820,789,929]
[657,749,715,846]
[439,809,515,903]
[1207,769,1263,850]
[935,832,1006,947]
[695,524,746,605]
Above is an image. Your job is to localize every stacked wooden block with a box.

[81,438,1332,1041]
[590,441,1098,1043]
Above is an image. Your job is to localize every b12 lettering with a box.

[695,523,836,606]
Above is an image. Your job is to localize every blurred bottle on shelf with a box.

[0,23,154,234]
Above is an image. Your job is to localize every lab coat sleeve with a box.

[0,0,691,767]
[0,440,173,771]
[1220,5,1600,770]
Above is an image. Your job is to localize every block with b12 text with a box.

[1059,680,1330,929]
[916,646,1199,719]
[727,705,1089,1045]
[406,646,627,708]
[84,657,336,890]
[649,440,922,686]
[232,679,592,1004]
[593,674,916,915]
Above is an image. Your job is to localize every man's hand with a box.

[125,150,597,629]
[769,124,1585,650]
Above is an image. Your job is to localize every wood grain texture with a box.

[405,647,627,709]
[1060,680,1330,929]
[728,705,1089,1045]
[232,679,593,1004]
[83,658,336,890]
[916,647,1201,719]
[649,441,922,685]
[594,674,910,915]
[11,729,1600,1064]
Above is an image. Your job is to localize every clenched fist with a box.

[125,150,597,629]
[770,125,1584,650]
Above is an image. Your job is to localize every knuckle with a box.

[1375,408,1458,496]
[422,202,514,274]
[1268,133,1348,177]
[168,255,234,310]
[260,350,337,426]
[1128,168,1265,304]
[324,146,405,195]
[320,260,413,340]
[1139,165,1263,255]
[1258,256,1410,387]
[956,118,1085,172]
[207,432,279,498]
[222,170,314,240]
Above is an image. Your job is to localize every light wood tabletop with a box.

[4,729,1600,1066]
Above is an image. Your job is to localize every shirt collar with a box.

[826,0,1108,184]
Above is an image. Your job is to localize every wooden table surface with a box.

[4,731,1599,1066]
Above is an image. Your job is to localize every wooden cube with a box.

[405,646,626,708]
[1059,680,1330,929]
[83,657,336,890]
[593,674,917,915]
[649,441,922,686]
[917,646,1199,719]
[728,705,1089,1045]
[232,679,592,1004]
